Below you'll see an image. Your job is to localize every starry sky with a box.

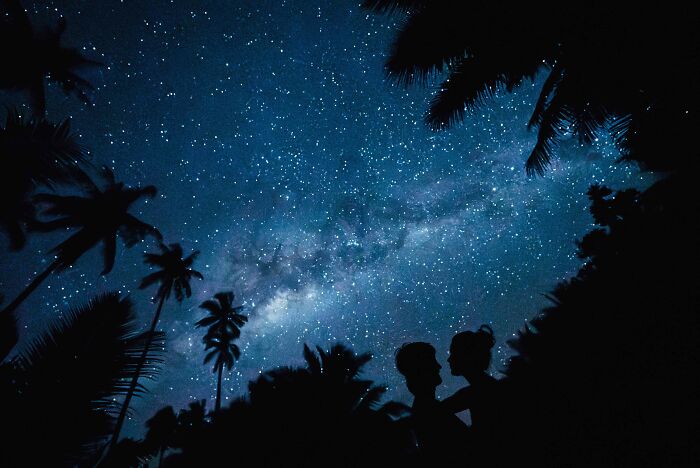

[0,0,652,437]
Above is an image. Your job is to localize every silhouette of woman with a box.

[443,325,500,434]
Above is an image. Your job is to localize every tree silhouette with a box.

[196,291,247,411]
[363,2,698,174]
[0,0,101,116]
[143,406,178,467]
[0,110,89,250]
[0,293,164,466]
[161,343,409,466]
[98,401,209,467]
[110,242,203,448]
[495,176,699,467]
[0,167,161,316]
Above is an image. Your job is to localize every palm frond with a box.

[12,293,165,462]
[304,343,322,374]
[195,315,220,328]
[361,0,428,14]
[385,6,469,85]
[199,299,222,315]
[0,309,18,361]
[139,271,165,290]
[214,291,233,308]
[528,64,563,130]
[356,385,387,413]
[119,214,162,246]
[426,54,542,130]
[526,92,572,176]
[101,233,117,275]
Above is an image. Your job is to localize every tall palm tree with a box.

[110,242,203,447]
[0,293,164,466]
[0,167,161,316]
[363,2,698,174]
[0,0,101,116]
[0,110,89,250]
[196,291,247,411]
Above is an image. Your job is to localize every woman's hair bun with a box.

[477,324,495,349]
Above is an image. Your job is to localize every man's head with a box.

[395,342,442,396]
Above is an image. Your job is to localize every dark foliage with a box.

[0,293,164,466]
[500,176,699,467]
[124,343,408,467]
[0,167,161,317]
[0,110,89,250]
[0,0,101,115]
[139,243,203,302]
[33,167,161,275]
[365,2,699,174]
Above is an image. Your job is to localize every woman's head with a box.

[448,325,495,377]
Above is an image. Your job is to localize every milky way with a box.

[0,1,651,437]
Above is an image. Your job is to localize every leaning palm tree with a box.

[1,293,164,466]
[0,110,89,250]
[110,242,203,448]
[363,2,697,174]
[0,0,101,116]
[196,291,247,411]
[0,167,161,316]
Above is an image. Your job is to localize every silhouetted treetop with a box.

[0,110,89,249]
[364,2,699,174]
[0,0,101,115]
[140,243,203,302]
[32,167,161,274]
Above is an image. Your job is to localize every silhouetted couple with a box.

[395,325,498,465]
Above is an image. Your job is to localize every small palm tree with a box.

[0,110,89,250]
[143,406,178,467]
[1,167,160,316]
[110,243,203,447]
[0,0,101,115]
[196,291,247,411]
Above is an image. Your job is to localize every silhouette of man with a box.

[395,342,468,464]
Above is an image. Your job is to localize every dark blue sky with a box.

[0,0,651,437]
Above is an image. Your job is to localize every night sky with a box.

[0,0,652,437]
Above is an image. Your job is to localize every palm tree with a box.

[196,291,248,411]
[110,242,203,447]
[0,110,89,250]
[363,2,698,174]
[0,0,101,116]
[0,293,164,466]
[0,167,161,316]
[143,406,178,467]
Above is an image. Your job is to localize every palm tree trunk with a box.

[1,257,61,316]
[215,364,223,411]
[110,292,167,448]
